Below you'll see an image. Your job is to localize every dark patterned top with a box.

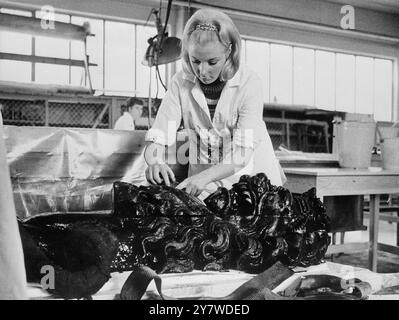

[199,78,226,120]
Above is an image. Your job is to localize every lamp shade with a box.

[142,36,181,67]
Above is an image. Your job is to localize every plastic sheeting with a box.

[4,126,188,218]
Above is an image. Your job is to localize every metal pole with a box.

[45,99,49,126]
[148,67,152,128]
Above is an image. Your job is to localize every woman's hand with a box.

[145,163,176,186]
[176,173,210,197]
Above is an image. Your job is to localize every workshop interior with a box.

[1,0,399,301]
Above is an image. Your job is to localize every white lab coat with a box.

[114,112,135,131]
[146,66,286,196]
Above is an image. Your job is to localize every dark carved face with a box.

[21,173,331,283]
[232,181,257,216]
[250,173,271,199]
[204,187,231,216]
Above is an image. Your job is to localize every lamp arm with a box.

[159,0,173,47]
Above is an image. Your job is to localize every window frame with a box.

[0,6,169,98]
[242,35,396,121]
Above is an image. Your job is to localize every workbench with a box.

[27,261,399,300]
[283,167,399,272]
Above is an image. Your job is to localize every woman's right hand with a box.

[145,163,176,186]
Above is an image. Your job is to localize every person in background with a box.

[114,97,144,131]
[144,8,286,199]
[0,103,3,126]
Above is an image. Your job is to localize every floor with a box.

[326,217,399,273]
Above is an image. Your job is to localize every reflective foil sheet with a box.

[4,126,188,218]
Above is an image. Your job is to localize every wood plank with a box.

[326,242,368,255]
[0,13,88,41]
[0,53,97,67]
[364,213,399,223]
[284,167,399,176]
[92,104,110,129]
[0,80,92,96]
[282,174,318,196]
[378,243,399,256]
[284,172,399,198]
[0,93,110,103]
[369,194,380,272]
[317,175,399,197]
[264,117,328,126]
[397,222,399,247]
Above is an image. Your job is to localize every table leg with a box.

[397,212,399,247]
[396,208,399,247]
[368,194,380,272]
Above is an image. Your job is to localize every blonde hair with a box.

[181,9,241,81]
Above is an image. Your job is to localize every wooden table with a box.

[283,167,399,272]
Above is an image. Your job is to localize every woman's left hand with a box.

[176,174,210,197]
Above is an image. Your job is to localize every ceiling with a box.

[139,0,399,14]
[323,0,399,14]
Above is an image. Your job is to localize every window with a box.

[35,63,69,85]
[355,56,374,115]
[336,53,355,113]
[242,39,395,121]
[0,60,31,82]
[104,21,135,95]
[0,8,32,82]
[240,39,246,67]
[245,40,269,102]
[374,59,393,121]
[34,11,70,59]
[315,50,335,111]
[71,16,103,90]
[0,30,32,55]
[293,47,314,106]
[270,44,292,104]
[0,8,168,98]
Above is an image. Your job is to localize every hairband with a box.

[195,23,218,32]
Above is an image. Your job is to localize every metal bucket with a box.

[335,121,376,168]
[381,137,399,170]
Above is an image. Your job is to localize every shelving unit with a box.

[0,94,111,129]
[264,112,332,152]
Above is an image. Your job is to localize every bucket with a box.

[381,137,399,170]
[335,120,376,168]
[378,126,399,141]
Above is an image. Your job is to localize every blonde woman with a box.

[145,8,285,198]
